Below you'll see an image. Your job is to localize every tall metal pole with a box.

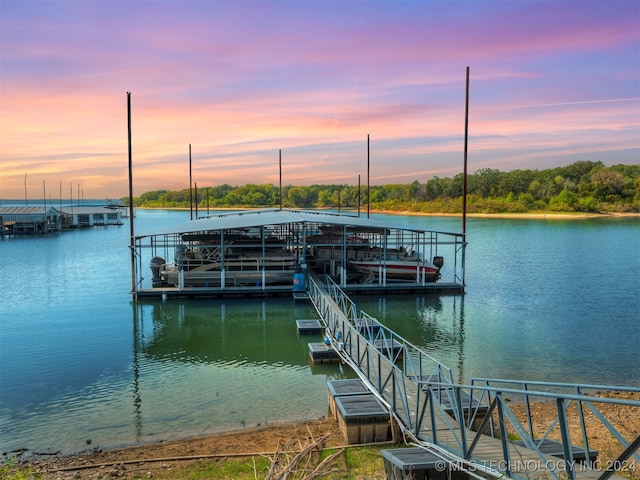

[279,149,282,210]
[58,180,62,229]
[463,67,470,236]
[42,180,47,231]
[127,92,136,294]
[357,174,361,217]
[367,134,370,218]
[189,144,193,220]
[462,67,470,287]
[194,182,198,218]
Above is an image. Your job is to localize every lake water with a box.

[1,209,638,454]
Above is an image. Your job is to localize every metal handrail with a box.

[470,378,640,474]
[305,274,640,480]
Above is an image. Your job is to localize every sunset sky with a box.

[1,0,638,200]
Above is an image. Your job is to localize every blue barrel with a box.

[293,271,305,291]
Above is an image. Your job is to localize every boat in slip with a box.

[306,229,445,283]
[151,245,297,287]
[349,254,444,282]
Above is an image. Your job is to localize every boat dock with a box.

[308,273,640,480]
[132,208,465,299]
[134,280,464,299]
[0,205,123,235]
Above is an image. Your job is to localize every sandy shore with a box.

[9,391,638,480]
[137,205,640,220]
[370,209,640,219]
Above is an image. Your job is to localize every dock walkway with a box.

[306,272,640,480]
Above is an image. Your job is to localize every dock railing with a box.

[405,380,640,480]
[469,378,640,477]
[306,273,640,480]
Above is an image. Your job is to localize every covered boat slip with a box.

[0,205,123,234]
[132,209,465,298]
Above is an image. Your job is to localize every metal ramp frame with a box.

[306,273,640,480]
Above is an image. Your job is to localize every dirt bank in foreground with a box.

[11,418,348,480]
[9,391,638,480]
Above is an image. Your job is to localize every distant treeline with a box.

[132,161,640,213]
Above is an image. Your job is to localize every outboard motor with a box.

[150,256,166,287]
[432,256,444,270]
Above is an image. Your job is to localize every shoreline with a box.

[11,392,639,480]
[136,205,640,220]
[370,210,640,219]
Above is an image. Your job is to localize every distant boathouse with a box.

[0,205,123,235]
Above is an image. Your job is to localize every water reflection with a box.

[133,298,319,367]
[131,294,469,384]
[132,305,143,442]
[131,295,469,381]
[453,296,465,383]
[353,294,467,381]
[125,297,339,447]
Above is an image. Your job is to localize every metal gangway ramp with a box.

[306,273,640,480]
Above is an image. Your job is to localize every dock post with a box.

[127,91,136,295]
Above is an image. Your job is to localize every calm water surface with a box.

[1,210,638,454]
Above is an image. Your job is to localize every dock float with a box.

[381,447,468,480]
[326,379,370,420]
[512,439,598,464]
[308,342,341,364]
[413,377,489,431]
[334,393,394,444]
[292,290,310,302]
[373,338,404,360]
[296,319,325,335]
[355,317,383,335]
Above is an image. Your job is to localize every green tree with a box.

[549,188,578,211]
[470,168,502,197]
[498,169,535,197]
[131,161,639,213]
[590,170,625,200]
[287,186,315,208]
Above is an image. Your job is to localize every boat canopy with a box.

[135,208,456,239]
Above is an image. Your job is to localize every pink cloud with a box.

[1,1,638,199]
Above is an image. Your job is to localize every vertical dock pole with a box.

[194,182,198,218]
[462,67,469,237]
[357,174,361,217]
[127,91,136,295]
[462,67,470,286]
[279,149,282,210]
[367,134,370,219]
[189,144,193,220]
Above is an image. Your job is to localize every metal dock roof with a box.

[0,206,56,216]
[136,208,458,239]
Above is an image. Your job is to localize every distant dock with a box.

[0,205,124,235]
